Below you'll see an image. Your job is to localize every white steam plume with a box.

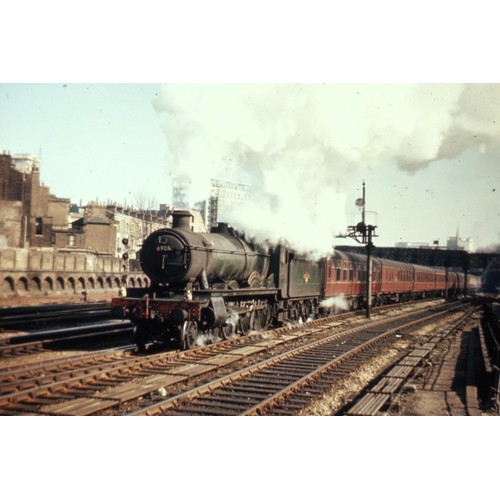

[154,84,500,254]
[320,295,350,312]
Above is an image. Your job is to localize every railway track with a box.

[0,302,113,330]
[337,306,481,415]
[0,321,135,357]
[0,299,470,415]
[347,302,497,417]
[131,301,468,416]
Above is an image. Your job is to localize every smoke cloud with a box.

[154,84,500,255]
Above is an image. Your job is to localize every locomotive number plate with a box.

[157,245,173,252]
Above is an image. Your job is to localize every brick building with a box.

[0,152,70,248]
[1,153,180,257]
[1,153,208,256]
[79,203,172,258]
[70,211,117,255]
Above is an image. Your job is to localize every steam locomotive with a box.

[111,210,477,350]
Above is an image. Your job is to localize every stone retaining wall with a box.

[0,248,149,298]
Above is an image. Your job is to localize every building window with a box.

[68,234,76,247]
[35,217,44,235]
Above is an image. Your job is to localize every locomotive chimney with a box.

[172,210,193,231]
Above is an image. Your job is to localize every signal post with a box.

[346,182,378,319]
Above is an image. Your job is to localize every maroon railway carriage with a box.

[324,251,415,308]
[325,251,368,308]
[323,251,462,310]
[374,258,415,303]
[325,251,424,308]
[412,263,443,298]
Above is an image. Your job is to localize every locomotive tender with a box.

[111,210,475,350]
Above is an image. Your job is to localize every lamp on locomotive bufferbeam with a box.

[346,181,378,319]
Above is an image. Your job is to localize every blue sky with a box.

[0,84,168,207]
[1,83,500,252]
[343,150,500,250]
[1,3,500,252]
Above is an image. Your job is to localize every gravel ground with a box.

[299,312,484,416]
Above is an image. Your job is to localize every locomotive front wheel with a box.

[182,320,199,350]
[220,323,234,340]
[239,313,252,335]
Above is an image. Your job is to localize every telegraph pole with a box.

[347,182,378,319]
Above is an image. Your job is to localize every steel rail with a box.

[130,302,464,416]
[0,324,134,358]
[0,299,459,415]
